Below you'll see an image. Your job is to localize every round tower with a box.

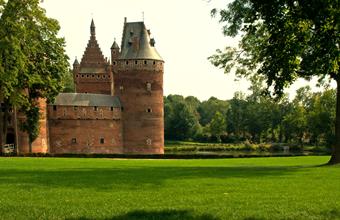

[114,20,164,154]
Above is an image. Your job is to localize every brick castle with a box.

[0,18,164,154]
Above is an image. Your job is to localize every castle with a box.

[0,18,164,154]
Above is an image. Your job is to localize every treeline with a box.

[164,85,335,147]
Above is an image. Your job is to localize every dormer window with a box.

[150,38,155,47]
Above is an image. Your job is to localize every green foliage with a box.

[21,105,40,149]
[198,97,229,126]
[0,157,339,219]
[307,89,336,147]
[0,0,69,147]
[62,69,75,93]
[209,111,226,142]
[210,0,339,94]
[164,84,336,147]
[164,95,200,140]
[210,0,339,163]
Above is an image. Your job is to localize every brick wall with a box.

[48,105,123,154]
[74,69,113,95]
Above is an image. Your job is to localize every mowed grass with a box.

[0,156,339,220]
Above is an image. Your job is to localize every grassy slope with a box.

[0,156,339,220]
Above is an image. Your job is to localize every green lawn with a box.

[0,156,339,220]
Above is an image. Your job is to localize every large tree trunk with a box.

[29,137,32,154]
[1,100,9,146]
[328,78,340,164]
[278,125,283,143]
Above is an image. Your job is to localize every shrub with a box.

[289,144,303,152]
[258,143,270,152]
[243,140,257,151]
[270,143,284,152]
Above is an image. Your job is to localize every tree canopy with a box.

[209,0,339,164]
[164,86,336,149]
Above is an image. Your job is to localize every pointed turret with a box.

[111,38,120,62]
[111,39,120,49]
[90,19,95,36]
[80,20,106,66]
[73,57,79,66]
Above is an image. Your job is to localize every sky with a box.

[41,0,330,101]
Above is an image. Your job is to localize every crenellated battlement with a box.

[113,59,164,72]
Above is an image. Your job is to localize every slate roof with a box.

[111,40,120,49]
[51,93,121,107]
[119,22,163,61]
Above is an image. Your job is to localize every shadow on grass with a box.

[67,209,219,220]
[320,209,340,219]
[0,165,313,190]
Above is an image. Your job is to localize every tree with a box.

[169,101,199,140]
[209,111,226,142]
[282,104,307,145]
[307,89,336,146]
[198,97,229,126]
[62,69,75,93]
[164,95,200,140]
[209,0,340,164]
[227,92,248,141]
[0,0,69,150]
[245,76,273,142]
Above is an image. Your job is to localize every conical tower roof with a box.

[111,39,120,49]
[119,21,163,61]
[73,57,79,65]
